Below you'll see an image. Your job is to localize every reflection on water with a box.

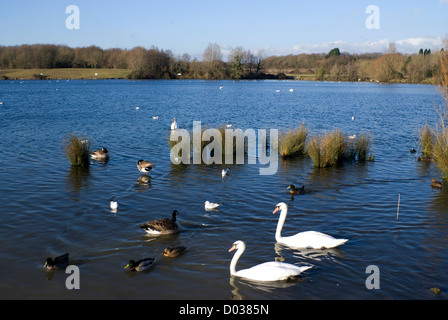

[1,80,448,300]
[66,165,90,195]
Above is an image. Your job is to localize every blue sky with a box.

[0,0,447,59]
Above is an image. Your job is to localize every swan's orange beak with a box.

[229,246,235,252]
[273,206,279,214]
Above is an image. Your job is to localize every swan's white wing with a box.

[235,262,311,281]
[281,231,348,249]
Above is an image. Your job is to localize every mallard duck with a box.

[90,147,109,159]
[137,160,154,174]
[163,246,187,257]
[44,253,69,270]
[124,258,156,272]
[431,178,443,189]
[287,184,305,195]
[140,210,180,235]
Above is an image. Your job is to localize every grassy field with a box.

[0,68,129,80]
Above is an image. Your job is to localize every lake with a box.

[0,79,447,300]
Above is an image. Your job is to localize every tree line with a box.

[0,42,446,83]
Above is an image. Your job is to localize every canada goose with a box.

[124,258,156,272]
[163,246,187,257]
[44,253,69,270]
[90,147,109,159]
[273,202,348,249]
[137,160,154,174]
[287,184,305,195]
[140,210,180,235]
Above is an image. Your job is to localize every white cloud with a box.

[263,36,443,56]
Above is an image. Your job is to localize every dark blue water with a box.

[0,79,447,299]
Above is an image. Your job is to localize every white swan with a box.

[171,118,178,130]
[273,202,348,249]
[229,240,312,282]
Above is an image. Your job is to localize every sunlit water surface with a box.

[0,79,447,300]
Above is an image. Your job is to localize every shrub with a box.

[63,134,91,167]
[306,130,346,168]
[279,124,308,159]
[418,123,434,158]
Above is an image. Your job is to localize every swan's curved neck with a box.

[275,207,288,242]
[230,246,244,276]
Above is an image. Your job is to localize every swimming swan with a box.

[228,240,312,281]
[273,202,348,249]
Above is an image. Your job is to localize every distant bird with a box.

[222,168,229,178]
[110,199,118,210]
[90,147,109,159]
[152,116,158,120]
[205,201,221,210]
[163,246,187,257]
[348,134,357,139]
[289,88,294,92]
[276,90,280,92]
[44,253,69,271]
[140,210,180,235]
[0,102,3,105]
[136,107,140,110]
[287,184,305,195]
[171,118,178,130]
[137,160,154,174]
[124,258,156,272]
[351,116,355,121]
[431,178,443,189]
[219,86,224,89]
[410,148,416,153]
[226,124,232,128]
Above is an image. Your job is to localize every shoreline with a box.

[0,68,435,84]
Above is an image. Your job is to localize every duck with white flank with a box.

[140,210,180,235]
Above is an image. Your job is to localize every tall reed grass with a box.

[418,122,434,158]
[63,134,91,167]
[306,130,373,168]
[279,124,308,159]
[433,128,448,181]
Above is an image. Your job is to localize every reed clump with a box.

[418,122,434,159]
[279,124,308,159]
[306,130,346,168]
[306,131,373,168]
[63,134,91,167]
[433,128,448,181]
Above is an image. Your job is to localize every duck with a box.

[152,116,158,120]
[431,178,443,189]
[204,201,221,210]
[137,160,154,174]
[110,199,118,210]
[410,148,416,153]
[44,253,69,270]
[273,202,348,249]
[124,258,156,272]
[163,246,187,257]
[140,210,180,235]
[287,184,305,195]
[222,168,229,178]
[171,118,178,130]
[228,240,312,282]
[90,147,109,159]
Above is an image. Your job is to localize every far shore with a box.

[0,68,435,84]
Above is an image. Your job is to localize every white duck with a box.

[204,201,221,210]
[222,168,229,178]
[273,202,348,249]
[171,118,178,130]
[229,240,312,282]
